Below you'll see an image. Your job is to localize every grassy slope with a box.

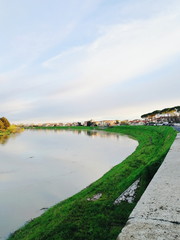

[8,126,176,240]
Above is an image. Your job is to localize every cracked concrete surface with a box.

[117,133,180,240]
[114,179,140,204]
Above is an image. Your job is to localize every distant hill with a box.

[141,106,180,118]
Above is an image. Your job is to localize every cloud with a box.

[42,9,180,99]
[0,0,103,72]
[1,0,180,123]
[0,99,34,115]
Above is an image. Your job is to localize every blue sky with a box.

[0,0,180,123]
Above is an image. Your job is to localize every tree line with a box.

[141,106,180,119]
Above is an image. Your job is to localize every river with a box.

[0,129,137,239]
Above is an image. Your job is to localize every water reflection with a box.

[0,132,21,145]
[0,134,10,144]
[0,129,137,239]
[27,128,121,139]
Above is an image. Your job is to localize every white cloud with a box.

[42,46,85,70]
[0,100,34,115]
[42,9,180,100]
[1,0,180,122]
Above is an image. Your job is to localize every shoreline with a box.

[0,126,23,144]
[0,126,23,136]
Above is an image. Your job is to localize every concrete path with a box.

[117,133,180,240]
[173,125,180,133]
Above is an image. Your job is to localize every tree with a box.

[86,120,93,126]
[0,120,5,129]
[0,117,10,129]
[115,120,120,125]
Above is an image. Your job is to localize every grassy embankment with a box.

[8,126,176,240]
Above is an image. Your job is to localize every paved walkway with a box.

[117,133,180,240]
[173,125,180,133]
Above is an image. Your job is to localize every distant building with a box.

[141,107,180,124]
[129,119,145,125]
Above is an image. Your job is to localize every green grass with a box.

[8,126,176,240]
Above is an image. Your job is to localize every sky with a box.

[0,0,180,123]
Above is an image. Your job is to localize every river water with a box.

[0,129,137,239]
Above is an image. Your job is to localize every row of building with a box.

[20,119,147,128]
[20,116,180,128]
[19,108,180,128]
[141,109,180,124]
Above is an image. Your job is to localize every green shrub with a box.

[0,117,10,129]
[0,120,5,129]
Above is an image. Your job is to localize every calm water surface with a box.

[0,129,138,239]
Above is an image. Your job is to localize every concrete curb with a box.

[117,133,180,240]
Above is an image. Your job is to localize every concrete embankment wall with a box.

[117,133,180,240]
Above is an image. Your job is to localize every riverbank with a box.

[117,133,180,239]
[8,126,176,240]
[0,125,23,136]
